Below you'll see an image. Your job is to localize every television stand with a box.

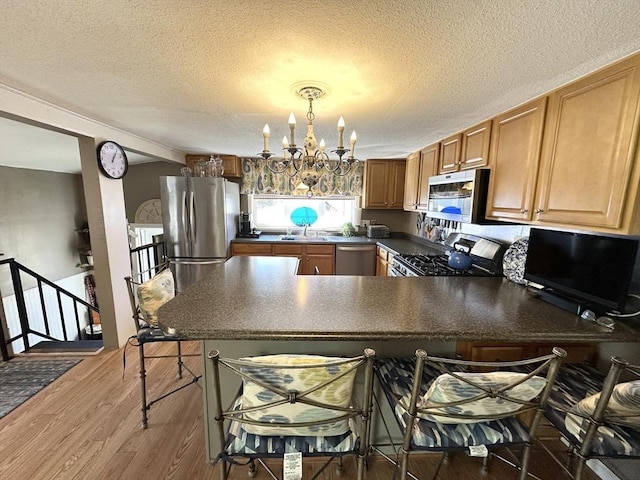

[533,289,586,315]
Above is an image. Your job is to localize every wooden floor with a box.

[0,342,600,480]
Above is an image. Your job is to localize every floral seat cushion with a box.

[223,396,359,456]
[238,354,358,437]
[376,357,532,449]
[136,268,174,327]
[545,363,640,458]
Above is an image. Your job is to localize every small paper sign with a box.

[468,444,489,457]
[283,452,303,480]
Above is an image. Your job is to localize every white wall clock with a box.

[97,141,128,179]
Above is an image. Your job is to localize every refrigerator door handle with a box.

[169,258,226,265]
[189,191,196,246]
[181,190,191,257]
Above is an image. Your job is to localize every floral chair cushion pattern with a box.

[136,268,175,327]
[376,357,531,449]
[569,380,640,428]
[238,354,358,437]
[225,396,359,456]
[420,371,547,424]
[546,363,640,457]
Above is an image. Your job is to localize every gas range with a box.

[391,253,496,277]
[389,233,506,277]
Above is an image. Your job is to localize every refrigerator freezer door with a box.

[170,257,226,292]
[160,176,191,258]
[189,177,239,258]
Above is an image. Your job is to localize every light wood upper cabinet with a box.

[418,143,439,207]
[403,144,439,211]
[363,159,406,209]
[438,134,462,173]
[486,98,547,222]
[534,54,640,232]
[437,121,491,174]
[459,120,492,170]
[403,151,420,210]
[185,154,242,178]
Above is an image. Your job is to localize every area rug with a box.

[0,359,82,419]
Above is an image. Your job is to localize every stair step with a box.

[20,340,104,356]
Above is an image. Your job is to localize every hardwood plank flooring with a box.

[0,342,600,480]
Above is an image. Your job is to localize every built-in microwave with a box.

[426,169,490,223]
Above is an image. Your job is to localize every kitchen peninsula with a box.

[157,255,639,462]
[158,256,638,344]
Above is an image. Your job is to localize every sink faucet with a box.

[303,222,309,236]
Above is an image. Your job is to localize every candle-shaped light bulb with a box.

[319,138,326,152]
[350,131,357,157]
[337,116,345,148]
[288,112,296,146]
[262,124,270,151]
[282,136,289,160]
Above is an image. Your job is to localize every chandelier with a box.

[257,85,358,190]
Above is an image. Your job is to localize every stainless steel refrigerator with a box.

[159,176,240,291]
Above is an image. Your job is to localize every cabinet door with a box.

[417,143,439,208]
[388,160,406,209]
[186,154,241,178]
[220,155,242,178]
[376,255,388,276]
[403,151,420,210]
[460,120,492,170]
[363,160,391,208]
[438,134,462,173]
[486,98,547,221]
[535,54,640,228]
[303,254,335,275]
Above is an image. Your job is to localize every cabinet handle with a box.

[534,208,544,214]
[520,209,528,214]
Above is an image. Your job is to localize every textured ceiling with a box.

[1,0,640,173]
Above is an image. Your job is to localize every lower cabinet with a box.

[456,341,597,365]
[273,244,335,275]
[232,242,335,275]
[376,245,392,276]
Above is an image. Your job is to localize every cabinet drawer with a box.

[470,345,525,363]
[231,243,272,256]
[305,244,335,255]
[535,345,596,364]
[273,244,304,255]
[377,246,388,261]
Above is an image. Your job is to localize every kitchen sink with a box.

[277,235,329,241]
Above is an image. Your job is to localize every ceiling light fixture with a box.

[257,85,358,190]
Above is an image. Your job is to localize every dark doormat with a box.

[0,358,82,419]
[21,340,103,356]
[600,458,640,480]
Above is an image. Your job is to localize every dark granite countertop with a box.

[232,233,445,254]
[158,256,639,343]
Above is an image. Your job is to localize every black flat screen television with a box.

[523,228,639,314]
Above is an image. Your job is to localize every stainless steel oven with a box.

[427,169,490,224]
[390,233,506,277]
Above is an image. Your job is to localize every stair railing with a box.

[0,258,99,361]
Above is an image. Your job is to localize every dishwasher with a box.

[335,244,377,275]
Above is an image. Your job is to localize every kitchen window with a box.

[250,195,358,232]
